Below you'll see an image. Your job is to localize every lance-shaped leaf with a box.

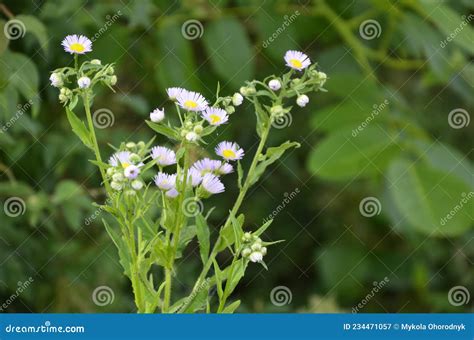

[66,108,93,149]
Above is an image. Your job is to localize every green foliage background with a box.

[0,0,472,313]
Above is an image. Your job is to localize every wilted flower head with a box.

[62,34,92,55]
[202,107,229,126]
[201,173,225,194]
[284,50,311,71]
[177,90,208,112]
[215,141,244,161]
[150,146,176,166]
[154,172,176,191]
[187,168,203,187]
[150,108,165,123]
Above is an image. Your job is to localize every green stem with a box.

[82,94,111,193]
[181,121,272,312]
[162,142,191,313]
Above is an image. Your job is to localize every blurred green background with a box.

[0,0,472,313]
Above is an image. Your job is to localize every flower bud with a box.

[317,71,327,85]
[131,180,144,190]
[137,141,146,149]
[193,124,203,134]
[49,73,63,87]
[225,106,235,114]
[268,79,281,91]
[296,95,309,107]
[232,93,243,106]
[111,181,123,191]
[109,75,117,86]
[112,173,124,182]
[251,243,262,251]
[107,66,115,75]
[125,189,136,196]
[241,248,251,257]
[106,167,115,176]
[243,232,252,241]
[59,94,68,103]
[249,251,263,263]
[150,108,165,123]
[78,76,91,89]
[270,105,284,115]
[185,131,198,142]
[91,59,102,65]
[261,247,267,256]
[126,142,136,149]
[129,153,141,163]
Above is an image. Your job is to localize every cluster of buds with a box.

[50,59,117,106]
[241,232,267,263]
[106,141,146,195]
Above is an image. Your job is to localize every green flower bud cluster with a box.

[50,59,117,106]
[241,232,267,263]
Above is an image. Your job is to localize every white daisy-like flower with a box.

[187,168,203,187]
[124,165,140,179]
[150,146,176,166]
[150,108,165,123]
[166,187,179,198]
[177,90,208,112]
[202,107,229,126]
[154,172,176,191]
[284,50,311,71]
[62,34,92,55]
[217,163,233,175]
[201,173,225,194]
[49,73,62,87]
[232,93,243,106]
[296,94,309,107]
[166,87,186,101]
[191,158,222,176]
[215,141,244,161]
[108,151,132,168]
[77,76,91,89]
[268,79,281,91]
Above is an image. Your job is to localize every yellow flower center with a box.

[69,43,85,53]
[122,162,130,169]
[222,149,236,159]
[209,114,221,124]
[290,59,303,68]
[184,100,198,109]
